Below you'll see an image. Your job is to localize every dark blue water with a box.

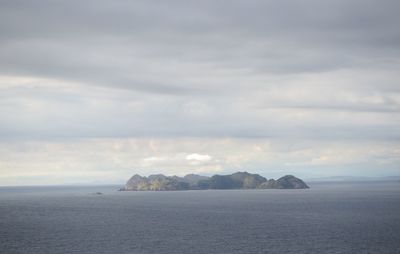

[0,182,399,254]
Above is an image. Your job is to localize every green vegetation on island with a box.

[120,172,309,191]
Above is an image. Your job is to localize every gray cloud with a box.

[1,0,399,81]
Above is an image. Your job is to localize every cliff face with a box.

[121,172,309,191]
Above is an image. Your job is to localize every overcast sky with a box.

[0,0,399,185]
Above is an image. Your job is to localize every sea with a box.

[0,182,399,254]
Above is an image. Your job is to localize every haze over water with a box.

[1,182,399,254]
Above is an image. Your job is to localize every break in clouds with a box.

[0,0,399,185]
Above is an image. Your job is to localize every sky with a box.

[0,0,399,185]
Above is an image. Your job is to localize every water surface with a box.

[0,182,399,253]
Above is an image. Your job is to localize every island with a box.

[120,172,309,191]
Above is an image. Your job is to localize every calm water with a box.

[0,182,399,254]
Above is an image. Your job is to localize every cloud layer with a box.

[0,0,399,184]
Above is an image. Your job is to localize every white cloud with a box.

[185,153,212,162]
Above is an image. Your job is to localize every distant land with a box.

[120,172,309,191]
[305,175,400,182]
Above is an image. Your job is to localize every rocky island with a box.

[120,172,309,191]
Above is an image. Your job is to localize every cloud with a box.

[141,153,212,169]
[186,153,212,162]
[0,1,399,184]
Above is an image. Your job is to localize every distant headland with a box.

[120,172,309,191]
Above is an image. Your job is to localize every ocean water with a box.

[0,182,399,254]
